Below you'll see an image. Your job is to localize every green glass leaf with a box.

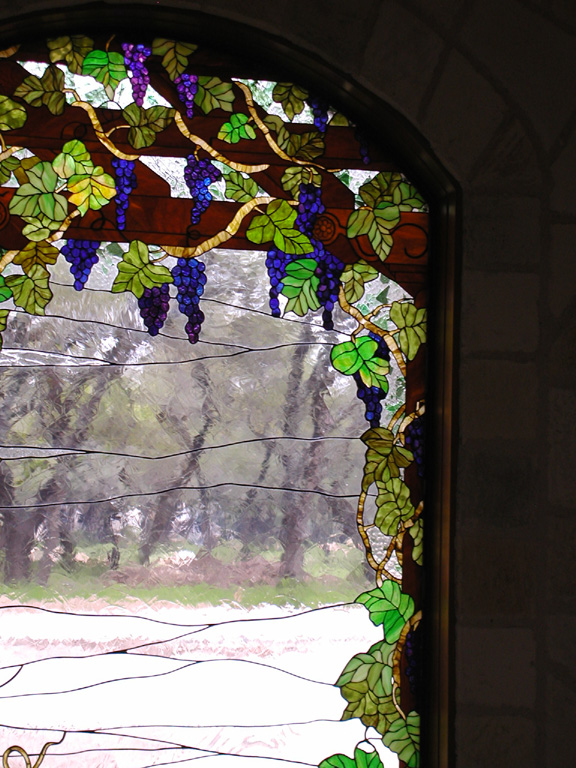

[53,140,94,178]
[341,260,379,304]
[409,518,423,565]
[26,161,58,193]
[286,130,325,161]
[9,161,67,223]
[353,747,384,768]
[356,335,378,362]
[374,477,416,535]
[68,166,116,215]
[151,38,197,81]
[280,166,322,195]
[0,275,12,302]
[246,199,313,255]
[5,264,52,315]
[393,181,426,211]
[263,114,290,151]
[382,711,420,767]
[271,82,309,120]
[331,341,363,376]
[361,426,413,489]
[0,308,8,352]
[390,301,427,361]
[283,275,321,316]
[329,111,350,126]
[111,240,173,299]
[340,679,400,735]
[347,208,374,238]
[47,35,93,74]
[195,77,235,114]
[0,155,20,185]
[123,104,176,149]
[13,240,59,274]
[14,64,66,116]
[224,170,258,203]
[356,581,415,642]
[217,112,256,144]
[319,754,356,768]
[21,214,60,241]
[0,95,27,131]
[359,172,403,208]
[366,205,399,262]
[284,258,317,281]
[82,50,127,98]
[358,355,390,390]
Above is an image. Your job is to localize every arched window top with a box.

[0,30,449,768]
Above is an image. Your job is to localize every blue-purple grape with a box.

[138,283,170,336]
[174,73,198,119]
[122,43,151,107]
[308,95,329,133]
[353,332,389,426]
[265,248,292,317]
[405,625,422,703]
[171,257,207,343]
[184,155,222,225]
[312,241,344,331]
[404,415,425,477]
[61,239,100,291]
[111,158,137,231]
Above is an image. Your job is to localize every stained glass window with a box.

[0,34,429,768]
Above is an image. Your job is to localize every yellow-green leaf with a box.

[47,35,94,74]
[13,241,59,274]
[5,264,52,315]
[68,166,116,215]
[0,95,27,131]
[152,38,197,81]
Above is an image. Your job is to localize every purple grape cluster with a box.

[353,332,390,426]
[404,415,425,477]
[265,248,292,318]
[171,256,207,343]
[405,625,422,703]
[174,73,198,118]
[61,239,100,291]
[312,241,344,331]
[138,283,170,336]
[122,43,151,106]
[111,158,137,231]
[184,155,222,225]
[308,95,329,133]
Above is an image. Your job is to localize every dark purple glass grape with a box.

[405,625,422,705]
[174,73,198,119]
[111,158,137,231]
[61,239,100,291]
[308,95,329,133]
[355,128,371,165]
[404,415,425,477]
[353,371,387,427]
[122,43,151,107]
[138,283,171,336]
[184,155,221,226]
[171,256,207,343]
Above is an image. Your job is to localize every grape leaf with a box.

[68,166,116,215]
[194,77,235,114]
[359,172,403,207]
[393,181,426,211]
[9,161,68,222]
[47,35,93,74]
[21,214,61,242]
[281,259,321,317]
[353,748,385,768]
[123,104,176,149]
[347,208,374,238]
[0,95,27,131]
[82,50,127,99]
[52,140,94,178]
[280,166,322,195]
[390,301,427,361]
[0,155,20,185]
[361,427,413,489]
[340,678,400,736]
[366,204,400,261]
[331,336,389,389]
[0,308,8,352]
[111,240,173,298]
[329,111,350,126]
[336,640,395,696]
[408,518,423,565]
[319,755,356,768]
[13,241,59,274]
[382,711,420,768]
[263,114,290,151]
[286,130,325,161]
[246,199,313,255]
[272,82,309,120]
[341,260,379,304]
[14,64,66,116]
[375,477,416,535]
[5,264,52,315]
[151,38,197,81]
[356,581,415,643]
[217,112,256,143]
[0,276,12,302]
[224,171,258,203]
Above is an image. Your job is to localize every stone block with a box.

[460,0,576,149]
[546,508,576,600]
[460,361,538,441]
[549,224,576,318]
[461,271,539,354]
[463,195,542,269]
[548,388,576,506]
[456,714,537,768]
[422,50,506,178]
[456,627,536,707]
[546,673,576,764]
[456,533,538,617]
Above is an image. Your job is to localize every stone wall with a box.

[1,1,575,765]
